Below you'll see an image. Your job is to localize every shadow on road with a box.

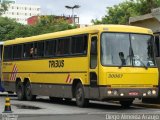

[32,97,144,111]
[8,96,152,111]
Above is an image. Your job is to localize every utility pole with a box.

[65,5,80,25]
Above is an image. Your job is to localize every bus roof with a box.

[4,25,153,45]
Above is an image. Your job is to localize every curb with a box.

[109,101,160,109]
[133,102,160,109]
[0,92,17,97]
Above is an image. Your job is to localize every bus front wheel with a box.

[75,83,89,107]
[16,81,25,100]
[25,82,36,101]
[119,100,133,108]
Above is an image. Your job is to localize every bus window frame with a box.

[13,44,23,60]
[3,45,13,61]
[3,34,89,62]
[34,41,45,58]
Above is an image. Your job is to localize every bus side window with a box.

[13,45,22,59]
[36,41,44,57]
[29,47,34,57]
[56,40,62,56]
[23,43,34,59]
[34,42,37,57]
[71,35,88,55]
[45,40,56,57]
[4,46,12,61]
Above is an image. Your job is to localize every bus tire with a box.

[16,81,25,100]
[25,82,36,101]
[120,100,133,108]
[75,83,89,107]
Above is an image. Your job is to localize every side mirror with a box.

[119,52,124,59]
[119,52,126,65]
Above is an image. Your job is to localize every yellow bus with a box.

[1,25,158,108]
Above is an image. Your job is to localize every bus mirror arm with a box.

[119,52,126,69]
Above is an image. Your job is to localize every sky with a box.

[16,0,124,24]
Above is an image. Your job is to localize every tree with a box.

[92,0,160,25]
[135,0,160,14]
[0,15,76,41]
[0,17,26,41]
[0,1,8,16]
[28,15,77,35]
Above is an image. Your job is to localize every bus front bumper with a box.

[99,87,158,100]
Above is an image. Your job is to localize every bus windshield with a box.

[101,33,156,67]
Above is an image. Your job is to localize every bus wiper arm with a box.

[139,59,148,69]
[129,46,134,65]
[129,43,148,69]
[136,58,148,69]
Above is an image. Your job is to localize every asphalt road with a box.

[1,93,160,120]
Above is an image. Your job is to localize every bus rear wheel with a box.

[16,81,25,100]
[75,83,89,107]
[120,100,133,108]
[25,82,36,101]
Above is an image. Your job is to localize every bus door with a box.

[89,35,99,98]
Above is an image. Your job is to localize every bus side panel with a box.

[30,72,88,98]
[2,57,89,98]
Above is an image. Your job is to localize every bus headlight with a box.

[152,90,156,95]
[120,93,124,96]
[143,93,146,96]
[107,90,112,95]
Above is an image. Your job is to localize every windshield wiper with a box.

[133,57,148,69]
[129,45,148,69]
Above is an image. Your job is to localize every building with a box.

[129,8,160,33]
[27,15,79,25]
[1,0,41,24]
[0,0,15,3]
[27,16,38,25]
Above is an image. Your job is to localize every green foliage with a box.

[0,15,77,41]
[0,1,8,15]
[36,15,77,34]
[0,17,23,41]
[92,0,160,25]
[136,0,160,14]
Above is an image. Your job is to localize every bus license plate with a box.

[129,92,138,96]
